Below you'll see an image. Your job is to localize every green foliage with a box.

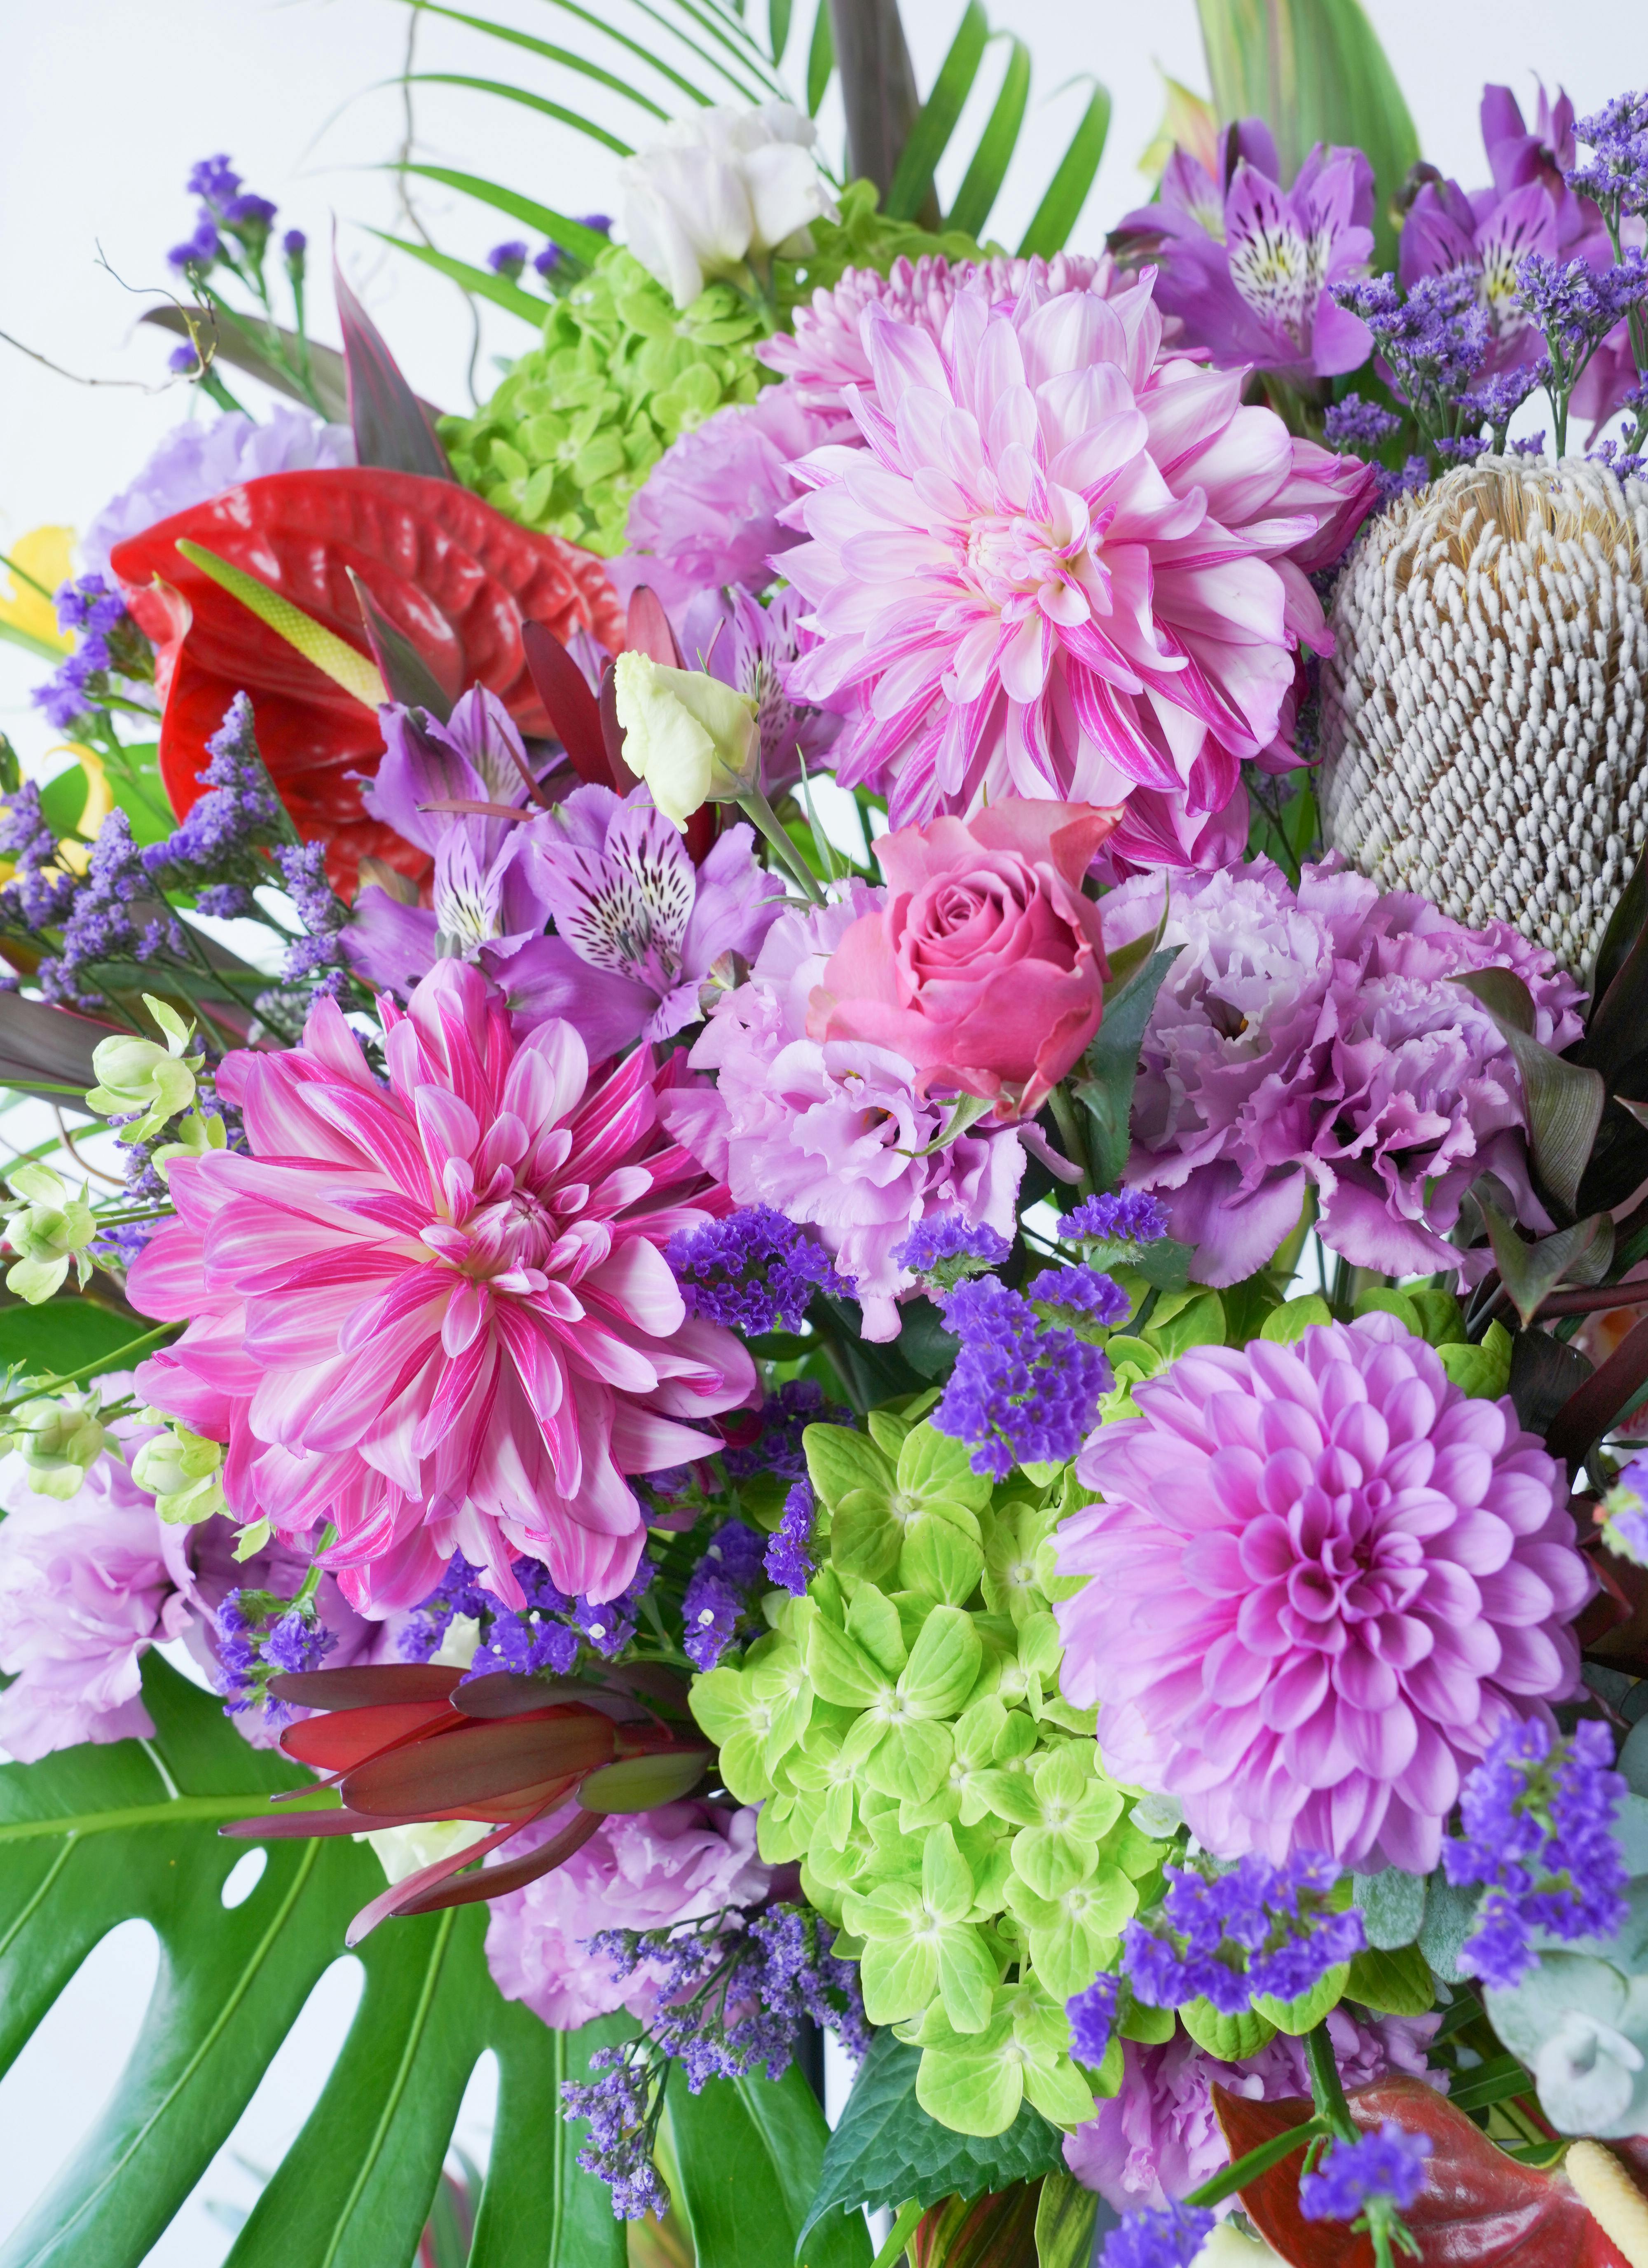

[799,2029,1064,2252]
[0,1296,155,1385]
[1345,1943,1437,2018]
[440,191,977,553]
[1194,0,1420,269]
[0,1655,827,2266]
[691,1416,1174,2138]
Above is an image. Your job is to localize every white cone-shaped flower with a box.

[1320,454,1648,977]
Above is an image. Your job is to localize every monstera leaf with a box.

[0,1654,854,2268]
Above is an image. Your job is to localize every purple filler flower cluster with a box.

[933,1276,1110,1481]
[1299,2123,1433,2223]
[1122,1854,1365,2016]
[1098,2202,1217,2268]
[1568,93,1648,225]
[892,1217,1012,1290]
[169,154,278,272]
[1025,1265,1130,1331]
[400,1550,656,1675]
[0,784,76,933]
[1057,1190,1170,1255]
[38,808,187,1007]
[1066,1972,1120,2066]
[33,574,145,732]
[680,1519,766,1671]
[721,1379,841,1484]
[564,1903,867,2219]
[215,1588,336,1723]
[1444,1717,1629,1987]
[667,1205,847,1334]
[143,693,288,902]
[764,1482,815,1597]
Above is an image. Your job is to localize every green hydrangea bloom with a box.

[440,184,980,554]
[687,1409,1174,2139]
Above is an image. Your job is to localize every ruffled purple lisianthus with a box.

[484,1801,771,2029]
[80,405,355,581]
[619,385,847,611]
[1056,1313,1593,1872]
[662,885,1026,1338]
[1108,858,1585,1286]
[1064,2010,1447,2217]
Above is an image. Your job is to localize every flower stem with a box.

[736,787,824,905]
[1184,2114,1328,2209]
[870,2199,923,2268]
[1305,2018,1359,2143]
[12,1319,177,1397]
[1045,1083,1094,1195]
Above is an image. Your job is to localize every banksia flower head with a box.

[1319,454,1648,976]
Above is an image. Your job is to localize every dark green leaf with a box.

[1590,839,1648,1013]
[1445,2053,1538,2115]
[391,165,614,266]
[138,307,348,421]
[1478,1200,1614,1327]
[798,2031,1063,2254]
[892,1297,961,1382]
[0,1656,639,2267]
[885,2,989,223]
[769,0,793,66]
[1451,967,1534,1035]
[1346,1943,1435,2018]
[1034,2170,1097,2268]
[38,768,89,839]
[667,2062,868,2268]
[0,991,115,1095]
[1017,82,1110,258]
[405,72,642,149]
[368,232,552,327]
[1133,1238,1192,1292]
[100,742,177,848]
[806,0,834,116]
[1507,1326,1593,1439]
[1194,0,1420,270]
[1072,948,1177,1192]
[0,1299,149,1384]
[1453,977,1605,1215]
[945,36,1029,237]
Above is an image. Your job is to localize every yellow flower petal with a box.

[0,527,75,653]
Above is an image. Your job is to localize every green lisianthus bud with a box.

[2,1163,96,1303]
[151,1109,228,1183]
[131,1423,226,1525]
[8,1391,106,1499]
[613,651,759,829]
[84,995,199,1140]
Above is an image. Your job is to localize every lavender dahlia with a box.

[1056,1313,1592,1873]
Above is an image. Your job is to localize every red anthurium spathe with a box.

[109,469,625,892]
[1213,2075,1631,2267]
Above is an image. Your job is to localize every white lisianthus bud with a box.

[2,1163,97,1303]
[151,1109,228,1184]
[613,651,760,829]
[85,995,199,1140]
[618,102,837,309]
[8,1391,105,1500]
[132,1423,227,1525]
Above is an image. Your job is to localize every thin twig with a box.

[0,329,173,393]
[51,1107,124,1187]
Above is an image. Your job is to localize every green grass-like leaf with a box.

[1017,78,1110,257]
[805,0,834,116]
[370,231,551,325]
[393,165,616,267]
[407,69,648,145]
[400,0,715,117]
[885,0,988,224]
[944,33,1029,239]
[768,0,791,66]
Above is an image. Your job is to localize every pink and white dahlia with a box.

[782,268,1378,861]
[128,962,755,1614]
[485,1800,769,2029]
[758,250,1115,411]
[1055,1313,1593,1874]
[663,885,1026,1338]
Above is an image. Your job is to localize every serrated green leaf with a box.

[886,1,989,223]
[798,2030,1064,2254]
[1194,0,1420,270]
[1018,80,1111,258]
[1346,1943,1435,2018]
[1072,948,1177,1191]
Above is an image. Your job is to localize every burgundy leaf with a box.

[625,585,684,668]
[389,1808,604,1919]
[266,1664,462,1711]
[452,1672,647,1723]
[1547,1315,1648,1465]
[348,567,455,719]
[521,618,612,789]
[334,259,455,483]
[1214,2076,1629,2267]
[340,1707,615,1816]
[279,1698,465,1775]
[344,1814,528,1946]
[220,1805,436,1841]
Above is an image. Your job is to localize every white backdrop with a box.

[0,1,1639,2259]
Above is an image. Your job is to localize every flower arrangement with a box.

[8,10,1648,2268]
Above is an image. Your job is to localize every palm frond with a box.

[407,71,641,151]
[1016,77,1111,257]
[883,0,988,223]
[944,33,1028,241]
[369,225,555,323]
[401,0,716,117]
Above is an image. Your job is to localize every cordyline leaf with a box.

[1213,2073,1630,2267]
[1453,973,1606,1215]
[0,990,119,1093]
[391,1808,604,1920]
[1547,1314,1648,1466]
[349,569,455,720]
[139,305,353,422]
[1032,2170,1098,2268]
[108,469,623,892]
[1590,838,1648,1013]
[521,619,614,790]
[334,260,455,482]
[1478,1196,1615,1326]
[910,2183,1041,2267]
[1194,0,1420,270]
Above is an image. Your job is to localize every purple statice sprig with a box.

[1443,1718,1629,1987]
[1097,2202,1217,2268]
[1024,1264,1129,1341]
[1333,271,1492,468]
[666,1205,851,1336]
[215,1585,336,1725]
[1121,1853,1365,2017]
[398,1549,656,1677]
[563,1903,868,2221]
[892,1217,1012,1292]
[1568,94,1648,236]
[932,1274,1110,1481]
[1065,1972,1119,2067]
[764,1481,815,1596]
[37,808,189,1009]
[0,782,77,934]
[1604,1456,1648,1567]
[1323,394,1402,457]
[1056,1189,1169,1264]
[680,1518,767,1671]
[1299,2123,1433,2245]
[720,1379,844,1485]
[33,575,154,733]
[143,692,293,900]
[1517,247,1648,455]
[264,839,353,1007]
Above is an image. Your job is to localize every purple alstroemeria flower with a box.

[346,686,552,992]
[1400,83,1613,375]
[483,786,787,1058]
[679,585,840,801]
[1116,119,1375,385]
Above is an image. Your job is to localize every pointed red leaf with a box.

[344,1814,528,1946]
[1213,2076,1629,2267]
[349,568,455,720]
[108,469,623,892]
[220,1805,435,1840]
[452,1671,647,1723]
[626,585,684,667]
[279,1698,464,1774]
[333,259,455,484]
[521,618,613,789]
[340,1706,615,1816]
[268,1664,462,1710]
[390,1806,603,1918]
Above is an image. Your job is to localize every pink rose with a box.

[806,799,1118,1117]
